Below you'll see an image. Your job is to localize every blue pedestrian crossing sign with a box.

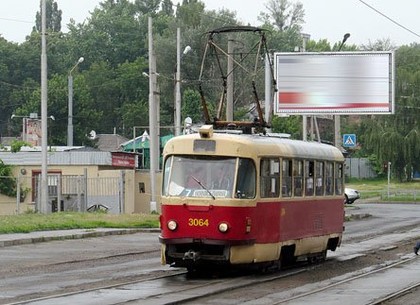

[343,134,356,147]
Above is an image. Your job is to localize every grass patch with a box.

[346,178,420,202]
[0,212,159,234]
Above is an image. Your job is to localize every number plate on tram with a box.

[188,218,209,227]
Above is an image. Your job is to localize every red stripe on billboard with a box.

[278,92,304,104]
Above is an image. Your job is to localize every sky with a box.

[0,0,419,46]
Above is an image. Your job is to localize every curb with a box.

[0,228,161,248]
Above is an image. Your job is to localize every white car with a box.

[344,187,360,204]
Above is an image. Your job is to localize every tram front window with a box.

[163,156,236,198]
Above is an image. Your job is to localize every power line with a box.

[0,17,32,24]
[357,0,420,39]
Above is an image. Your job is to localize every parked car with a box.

[344,187,360,204]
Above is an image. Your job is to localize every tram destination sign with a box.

[273,51,394,115]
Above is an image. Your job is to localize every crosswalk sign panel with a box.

[343,134,356,147]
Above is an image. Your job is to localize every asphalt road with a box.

[0,203,419,305]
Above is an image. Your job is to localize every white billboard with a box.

[274,51,394,115]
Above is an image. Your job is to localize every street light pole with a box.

[175,28,191,136]
[334,33,351,148]
[68,57,84,146]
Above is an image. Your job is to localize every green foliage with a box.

[270,115,301,138]
[182,89,203,124]
[0,160,17,197]
[259,0,305,33]
[0,0,419,182]
[34,0,62,33]
[10,140,32,153]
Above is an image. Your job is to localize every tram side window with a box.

[293,160,303,197]
[315,161,324,196]
[325,162,334,195]
[335,163,344,195]
[236,158,256,199]
[305,160,314,196]
[163,156,187,196]
[282,159,292,197]
[162,156,172,196]
[260,159,280,198]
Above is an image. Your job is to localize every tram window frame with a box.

[335,162,344,195]
[282,159,292,197]
[162,156,173,196]
[236,158,256,199]
[315,161,325,196]
[293,160,303,197]
[325,162,334,195]
[260,158,280,198]
[305,160,314,196]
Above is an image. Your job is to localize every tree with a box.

[176,0,205,28]
[271,115,301,139]
[360,38,396,51]
[161,0,174,16]
[357,43,420,181]
[182,89,203,124]
[66,0,147,68]
[0,160,17,197]
[34,0,62,33]
[259,0,305,32]
[135,0,161,15]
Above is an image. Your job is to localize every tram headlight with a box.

[167,220,178,231]
[218,222,229,233]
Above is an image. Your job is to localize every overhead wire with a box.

[0,17,32,24]
[357,0,420,39]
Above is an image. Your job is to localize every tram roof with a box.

[164,132,344,162]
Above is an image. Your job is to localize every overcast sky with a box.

[0,0,418,46]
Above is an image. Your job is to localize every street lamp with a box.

[338,33,351,51]
[68,57,84,146]
[174,27,192,136]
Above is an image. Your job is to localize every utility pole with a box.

[40,0,48,214]
[68,57,84,146]
[174,28,191,136]
[148,17,158,213]
[175,28,182,136]
[226,38,234,121]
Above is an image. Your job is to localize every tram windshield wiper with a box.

[191,176,216,200]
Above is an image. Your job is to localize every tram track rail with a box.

[0,249,160,276]
[6,271,187,305]
[368,282,420,305]
[2,217,419,305]
[13,254,417,305]
[270,255,419,305]
[4,241,419,305]
[6,267,307,305]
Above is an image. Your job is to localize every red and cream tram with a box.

[159,124,345,271]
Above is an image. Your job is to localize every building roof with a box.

[0,151,112,166]
[96,134,129,152]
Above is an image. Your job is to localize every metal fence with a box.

[345,158,377,179]
[0,174,124,215]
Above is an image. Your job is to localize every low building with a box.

[0,149,160,215]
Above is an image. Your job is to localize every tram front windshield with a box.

[163,155,256,199]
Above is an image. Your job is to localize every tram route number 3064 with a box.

[188,218,209,227]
